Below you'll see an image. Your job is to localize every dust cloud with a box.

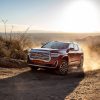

[81,44,100,72]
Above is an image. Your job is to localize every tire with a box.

[77,57,84,72]
[55,60,68,75]
[27,56,38,71]
[78,57,83,68]
[27,56,31,63]
[31,66,38,71]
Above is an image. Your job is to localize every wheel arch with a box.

[62,56,69,64]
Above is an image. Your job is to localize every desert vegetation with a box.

[0,21,33,67]
[0,22,33,59]
[0,34,32,60]
[0,33,31,67]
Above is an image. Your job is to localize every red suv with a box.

[27,41,84,75]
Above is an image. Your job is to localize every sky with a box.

[0,0,100,33]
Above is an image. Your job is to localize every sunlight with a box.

[56,0,99,33]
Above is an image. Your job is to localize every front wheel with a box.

[55,60,68,75]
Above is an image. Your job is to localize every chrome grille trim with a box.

[29,51,51,62]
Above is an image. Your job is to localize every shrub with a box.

[10,49,27,60]
[0,33,32,60]
[0,36,3,41]
[0,47,11,57]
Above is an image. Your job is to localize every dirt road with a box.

[0,68,99,100]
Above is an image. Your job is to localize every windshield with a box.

[42,42,69,49]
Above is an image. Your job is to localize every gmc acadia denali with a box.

[27,41,84,75]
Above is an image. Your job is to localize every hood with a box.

[30,48,68,55]
[30,48,59,53]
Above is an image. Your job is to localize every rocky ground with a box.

[0,67,99,100]
[65,70,100,100]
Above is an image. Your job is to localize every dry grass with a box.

[0,33,32,60]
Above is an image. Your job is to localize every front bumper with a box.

[28,63,58,68]
[27,56,59,68]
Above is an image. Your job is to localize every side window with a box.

[74,44,79,51]
[69,43,74,48]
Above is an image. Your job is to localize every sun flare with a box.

[55,0,99,33]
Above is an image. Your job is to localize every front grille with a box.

[30,52,50,61]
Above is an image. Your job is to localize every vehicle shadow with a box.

[0,69,84,100]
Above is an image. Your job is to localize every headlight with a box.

[51,53,59,57]
[27,49,31,55]
[28,49,31,52]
